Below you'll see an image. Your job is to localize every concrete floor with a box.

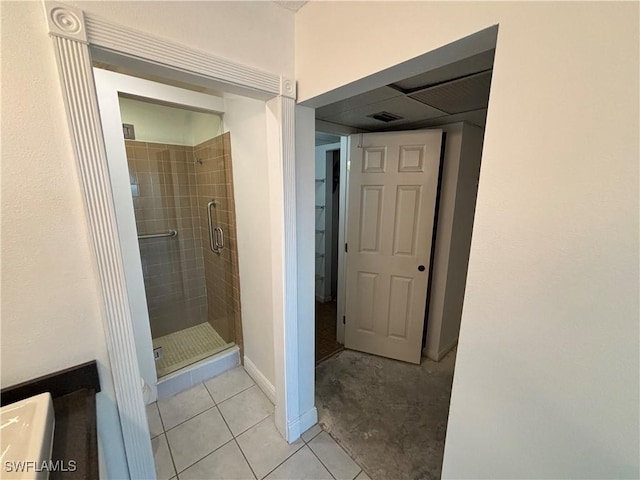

[315,348,457,480]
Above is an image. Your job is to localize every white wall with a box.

[296,2,639,478]
[71,0,294,79]
[1,3,128,478]
[1,2,294,477]
[425,123,484,361]
[119,96,223,146]
[223,94,276,387]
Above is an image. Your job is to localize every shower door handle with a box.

[214,227,224,251]
[207,200,219,254]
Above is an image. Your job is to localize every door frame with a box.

[299,26,497,369]
[93,68,227,403]
[314,142,341,303]
[43,2,306,477]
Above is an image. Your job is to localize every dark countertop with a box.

[1,361,100,479]
[50,388,99,480]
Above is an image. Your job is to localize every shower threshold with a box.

[156,344,240,400]
[153,322,233,378]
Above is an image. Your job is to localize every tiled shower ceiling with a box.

[315,50,495,132]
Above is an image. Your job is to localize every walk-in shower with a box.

[121,96,242,378]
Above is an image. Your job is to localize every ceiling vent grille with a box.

[367,111,404,123]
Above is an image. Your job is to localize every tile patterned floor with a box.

[147,366,369,480]
[153,322,232,378]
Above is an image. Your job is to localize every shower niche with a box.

[121,96,242,378]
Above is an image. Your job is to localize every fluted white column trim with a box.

[281,97,301,441]
[44,2,155,477]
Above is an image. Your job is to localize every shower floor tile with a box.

[153,322,231,378]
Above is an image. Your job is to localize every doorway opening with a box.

[307,26,497,479]
[119,96,240,378]
[314,133,344,364]
[93,59,283,414]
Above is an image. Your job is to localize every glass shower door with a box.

[120,95,242,378]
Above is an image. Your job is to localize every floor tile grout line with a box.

[306,442,338,480]
[212,400,259,479]
[258,443,308,480]
[164,384,238,475]
[154,402,167,432]
[203,378,257,407]
[233,413,272,440]
[152,397,178,478]
[301,427,323,444]
[307,431,367,480]
[152,392,179,477]
[161,432,180,479]
[233,437,259,480]
[215,403,234,438]
[156,375,262,443]
[162,403,218,433]
[202,379,217,404]
[174,436,237,476]
[230,412,272,438]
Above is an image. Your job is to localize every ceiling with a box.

[315,132,341,146]
[273,1,309,13]
[315,49,495,133]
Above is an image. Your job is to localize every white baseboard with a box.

[244,356,276,404]
[437,340,458,361]
[287,406,318,441]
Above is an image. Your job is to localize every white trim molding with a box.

[280,96,301,441]
[244,356,276,404]
[280,76,297,99]
[44,2,87,43]
[290,407,318,441]
[43,2,154,478]
[43,1,303,476]
[84,15,281,96]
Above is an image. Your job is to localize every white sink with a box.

[0,393,55,479]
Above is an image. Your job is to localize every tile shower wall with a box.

[126,140,207,338]
[193,133,243,351]
[125,135,243,353]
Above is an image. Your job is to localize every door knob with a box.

[418,265,425,272]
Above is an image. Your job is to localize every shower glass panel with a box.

[120,95,242,378]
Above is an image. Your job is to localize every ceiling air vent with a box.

[366,111,404,123]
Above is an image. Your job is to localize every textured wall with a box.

[296,2,639,477]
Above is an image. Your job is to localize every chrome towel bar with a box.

[137,229,178,240]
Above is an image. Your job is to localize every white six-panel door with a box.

[345,130,443,363]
